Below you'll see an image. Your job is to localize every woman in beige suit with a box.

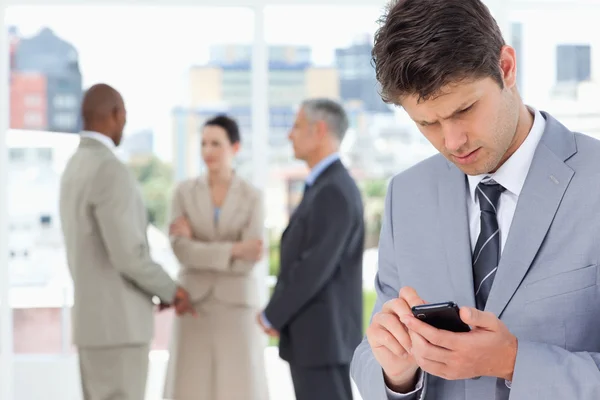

[163,115,269,400]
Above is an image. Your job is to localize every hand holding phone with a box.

[411,301,471,332]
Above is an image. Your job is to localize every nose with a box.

[202,146,213,157]
[443,123,468,153]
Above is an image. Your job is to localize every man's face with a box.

[288,108,319,162]
[401,77,520,176]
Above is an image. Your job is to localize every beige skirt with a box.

[163,296,270,400]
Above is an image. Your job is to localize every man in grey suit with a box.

[351,1,600,399]
[59,83,195,400]
[258,99,365,400]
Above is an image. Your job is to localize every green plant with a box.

[269,238,280,277]
[129,156,174,230]
[361,178,388,199]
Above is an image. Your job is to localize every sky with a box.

[7,5,385,161]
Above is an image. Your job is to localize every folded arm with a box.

[169,186,263,274]
[93,159,177,303]
[264,185,354,331]
[510,343,600,398]
[230,191,264,274]
[350,178,425,400]
[171,236,235,271]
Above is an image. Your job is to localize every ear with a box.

[231,141,241,154]
[111,105,121,120]
[499,45,518,90]
[315,120,329,139]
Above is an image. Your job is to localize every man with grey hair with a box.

[258,98,365,400]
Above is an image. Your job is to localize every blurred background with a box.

[2,0,600,398]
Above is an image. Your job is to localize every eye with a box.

[419,121,438,128]
[459,104,474,114]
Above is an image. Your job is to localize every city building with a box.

[334,34,393,114]
[10,72,47,131]
[172,44,340,180]
[9,27,82,133]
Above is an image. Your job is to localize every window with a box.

[53,94,78,109]
[23,111,43,128]
[53,112,77,129]
[556,44,591,83]
[36,148,53,162]
[24,94,42,107]
[9,148,26,162]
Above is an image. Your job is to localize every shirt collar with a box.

[305,152,340,186]
[80,130,116,150]
[467,107,546,202]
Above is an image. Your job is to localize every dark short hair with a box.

[372,0,506,104]
[203,114,241,144]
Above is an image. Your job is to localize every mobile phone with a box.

[411,302,471,332]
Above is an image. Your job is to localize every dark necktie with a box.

[472,179,505,310]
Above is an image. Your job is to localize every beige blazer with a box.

[59,137,177,348]
[170,175,264,308]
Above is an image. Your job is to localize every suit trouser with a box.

[290,363,353,400]
[78,343,150,400]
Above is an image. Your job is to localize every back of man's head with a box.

[81,83,125,144]
[372,0,505,104]
[301,98,349,144]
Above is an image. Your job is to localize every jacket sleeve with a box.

[508,344,600,399]
[169,183,234,271]
[230,190,265,274]
[169,184,264,275]
[351,177,426,400]
[92,158,177,303]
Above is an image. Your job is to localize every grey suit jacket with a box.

[169,175,264,307]
[351,112,600,399]
[59,137,177,348]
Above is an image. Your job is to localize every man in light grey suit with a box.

[351,1,600,399]
[59,83,195,400]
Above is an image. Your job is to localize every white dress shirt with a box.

[80,130,116,151]
[387,107,546,399]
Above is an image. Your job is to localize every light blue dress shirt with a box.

[214,207,220,224]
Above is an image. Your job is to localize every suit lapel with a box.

[282,160,342,240]
[438,163,476,308]
[485,115,576,317]
[192,177,216,238]
[215,175,242,236]
[282,188,309,240]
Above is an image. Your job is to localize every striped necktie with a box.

[473,179,505,310]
